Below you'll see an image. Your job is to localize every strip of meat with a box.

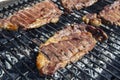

[0,0,62,30]
[61,0,98,12]
[99,0,120,26]
[36,23,108,75]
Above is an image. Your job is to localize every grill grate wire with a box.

[0,0,120,80]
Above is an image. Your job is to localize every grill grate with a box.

[0,0,120,80]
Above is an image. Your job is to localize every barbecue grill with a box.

[0,0,120,80]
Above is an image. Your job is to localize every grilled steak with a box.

[36,23,108,75]
[0,0,62,30]
[99,0,120,26]
[61,0,98,12]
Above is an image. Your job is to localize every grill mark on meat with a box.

[10,15,28,27]
[52,42,68,61]
[33,6,42,18]
[67,40,78,54]
[40,46,59,62]
[20,10,36,21]
[26,8,40,19]
[47,44,63,61]
[69,38,84,51]
[49,44,63,60]
[59,41,72,58]
[17,12,34,24]
[51,43,68,60]
[16,14,29,26]
[63,41,75,54]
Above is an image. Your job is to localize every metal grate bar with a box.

[0,33,56,80]
[6,32,70,79]
[105,30,120,41]
[84,54,120,80]
[56,70,70,80]
[0,42,37,74]
[0,53,28,80]
[82,60,109,80]
[94,47,120,66]
[0,59,13,79]
[78,59,109,80]
[70,62,97,80]
[65,67,82,80]
[1,34,59,80]
[19,31,41,46]
[90,50,120,73]
[0,32,32,60]
[97,43,120,59]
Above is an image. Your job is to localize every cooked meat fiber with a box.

[99,0,120,26]
[61,0,98,12]
[0,0,62,30]
[36,23,108,75]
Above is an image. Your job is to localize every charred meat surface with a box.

[61,0,98,12]
[36,23,108,75]
[0,0,62,30]
[99,0,120,26]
